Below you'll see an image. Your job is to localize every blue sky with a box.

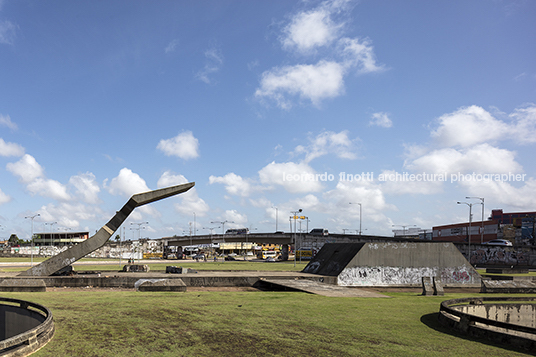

[1,0,535,240]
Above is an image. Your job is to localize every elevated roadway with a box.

[162,232,400,247]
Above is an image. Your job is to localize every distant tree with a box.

[8,234,25,245]
[115,234,120,242]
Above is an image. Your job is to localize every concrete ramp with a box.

[260,278,388,297]
[303,242,480,287]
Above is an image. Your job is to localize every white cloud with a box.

[456,178,536,211]
[339,37,384,74]
[255,61,345,108]
[0,114,17,130]
[221,209,248,228]
[294,130,357,162]
[107,168,150,197]
[157,131,199,160]
[195,47,223,84]
[0,188,10,205]
[209,173,252,197]
[258,161,323,193]
[0,20,16,45]
[0,138,24,157]
[6,154,44,183]
[406,144,522,175]
[281,2,342,53]
[28,178,71,201]
[508,104,536,144]
[369,112,392,128]
[256,0,384,108]
[69,172,101,204]
[323,179,396,234]
[37,202,102,230]
[157,171,209,217]
[6,154,71,201]
[379,170,443,195]
[431,105,510,147]
[157,171,189,188]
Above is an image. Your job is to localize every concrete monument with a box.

[19,182,195,277]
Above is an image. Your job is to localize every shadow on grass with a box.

[420,312,536,356]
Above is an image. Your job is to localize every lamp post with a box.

[457,201,473,263]
[466,196,484,244]
[49,222,57,247]
[291,209,302,267]
[349,202,362,235]
[272,206,278,232]
[25,213,40,267]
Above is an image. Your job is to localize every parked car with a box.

[484,239,513,246]
[192,254,205,261]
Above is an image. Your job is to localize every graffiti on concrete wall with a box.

[471,246,530,265]
[337,265,478,286]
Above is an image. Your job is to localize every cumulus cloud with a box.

[107,168,149,197]
[37,202,102,230]
[323,179,395,232]
[399,104,536,210]
[509,105,536,144]
[0,114,17,130]
[157,171,209,217]
[256,0,384,108]
[294,130,358,162]
[338,37,384,74]
[0,138,24,157]
[157,131,199,160]
[281,1,344,53]
[369,112,392,128]
[6,154,71,200]
[69,172,101,204]
[209,173,253,197]
[255,61,345,108]
[430,106,509,147]
[6,154,45,183]
[221,209,248,228]
[406,144,522,175]
[258,161,323,193]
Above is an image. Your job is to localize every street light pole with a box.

[466,196,484,244]
[272,206,278,232]
[291,209,302,267]
[25,213,40,267]
[458,201,473,263]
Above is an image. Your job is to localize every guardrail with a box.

[0,297,55,356]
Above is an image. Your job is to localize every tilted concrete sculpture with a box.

[19,182,195,277]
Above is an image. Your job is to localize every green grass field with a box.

[1,258,534,356]
[0,259,310,273]
[1,289,532,357]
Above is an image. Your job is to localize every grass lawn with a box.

[2,289,533,357]
[0,259,310,273]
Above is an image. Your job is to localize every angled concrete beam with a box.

[19,182,195,277]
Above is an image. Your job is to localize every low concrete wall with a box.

[0,297,55,356]
[439,297,536,351]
